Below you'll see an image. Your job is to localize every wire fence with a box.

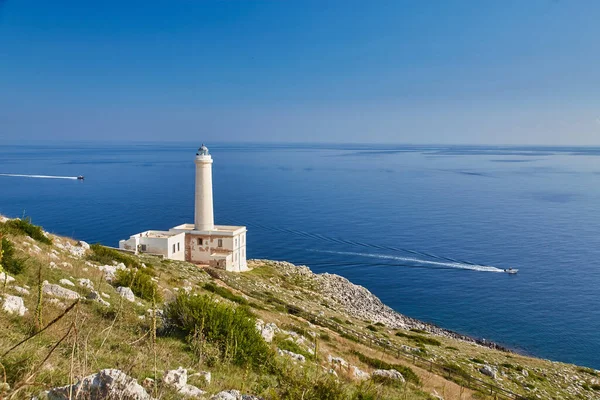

[225,279,525,400]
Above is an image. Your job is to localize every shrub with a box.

[165,293,272,369]
[374,322,385,327]
[591,384,600,391]
[471,358,485,364]
[3,218,52,245]
[330,316,344,324]
[395,331,441,346]
[203,282,248,305]
[0,238,28,275]
[577,367,599,377]
[89,244,140,268]
[113,268,160,302]
[351,350,420,385]
[319,333,331,342]
[409,328,428,334]
[366,325,378,332]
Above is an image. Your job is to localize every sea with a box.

[1,142,599,369]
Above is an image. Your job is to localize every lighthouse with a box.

[118,144,248,272]
[194,144,215,231]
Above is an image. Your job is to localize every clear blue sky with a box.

[1,0,599,144]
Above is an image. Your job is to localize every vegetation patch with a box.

[395,331,441,346]
[2,218,52,245]
[577,367,599,377]
[1,237,28,275]
[365,324,378,332]
[165,293,273,369]
[113,268,161,302]
[88,244,140,269]
[203,282,248,305]
[351,350,420,385]
[276,337,314,361]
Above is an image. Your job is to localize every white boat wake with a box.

[311,249,504,273]
[0,173,78,180]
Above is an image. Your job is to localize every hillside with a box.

[0,215,598,400]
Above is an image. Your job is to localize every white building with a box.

[119,145,248,272]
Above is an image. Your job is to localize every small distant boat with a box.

[77,175,85,180]
[504,268,518,274]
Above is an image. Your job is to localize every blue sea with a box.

[1,142,599,368]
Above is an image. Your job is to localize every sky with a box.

[0,0,599,145]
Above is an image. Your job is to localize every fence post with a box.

[429,361,433,372]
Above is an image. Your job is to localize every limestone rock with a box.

[163,367,187,390]
[210,390,262,400]
[98,263,126,281]
[2,295,27,316]
[277,349,305,363]
[0,272,15,284]
[480,365,497,379]
[351,366,370,380]
[59,279,75,287]
[372,369,405,383]
[327,355,348,368]
[49,261,58,269]
[177,384,205,398]
[13,286,30,295]
[255,319,278,343]
[47,298,66,309]
[43,282,80,300]
[78,278,94,290]
[45,368,152,399]
[78,241,91,250]
[117,287,135,302]
[87,291,110,307]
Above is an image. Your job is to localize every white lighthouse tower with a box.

[194,144,215,231]
[119,144,248,272]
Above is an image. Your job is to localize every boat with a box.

[77,175,85,180]
[503,268,518,274]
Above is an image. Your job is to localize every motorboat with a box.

[77,175,85,180]
[504,268,518,274]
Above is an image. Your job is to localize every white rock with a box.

[49,261,58,269]
[117,287,135,302]
[277,348,305,363]
[47,298,66,309]
[78,241,90,250]
[59,279,75,287]
[78,278,94,290]
[98,263,126,281]
[2,295,27,316]
[163,367,188,390]
[87,291,110,307]
[351,366,370,380]
[49,253,59,260]
[43,282,80,300]
[13,286,30,295]
[327,355,348,368]
[0,272,15,283]
[480,365,497,379]
[255,319,277,343]
[372,369,405,383]
[61,262,72,268]
[522,369,529,377]
[178,384,206,398]
[45,368,152,400]
[101,292,110,299]
[210,390,241,400]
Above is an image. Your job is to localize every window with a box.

[141,244,147,251]
[177,242,180,252]
[218,239,223,247]
[242,234,245,244]
[172,244,176,253]
[198,238,203,245]
[234,238,237,247]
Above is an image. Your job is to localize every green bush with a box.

[577,367,599,377]
[366,325,378,332]
[350,350,420,385]
[591,384,600,391]
[330,316,344,324]
[409,328,428,334]
[374,322,385,327]
[203,282,248,305]
[165,293,272,370]
[113,268,160,302]
[88,244,140,269]
[3,218,52,245]
[0,238,28,275]
[395,331,441,346]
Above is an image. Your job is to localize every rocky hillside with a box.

[0,215,599,400]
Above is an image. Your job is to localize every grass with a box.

[1,237,28,275]
[88,243,141,269]
[1,218,52,245]
[350,350,420,385]
[577,366,599,377]
[395,332,441,346]
[276,337,314,361]
[203,282,248,305]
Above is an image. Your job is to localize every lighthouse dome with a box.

[197,144,210,156]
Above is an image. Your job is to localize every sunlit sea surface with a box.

[1,142,599,368]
